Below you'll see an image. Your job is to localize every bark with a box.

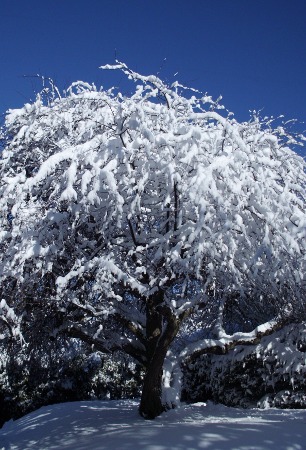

[139,295,181,419]
[139,346,168,419]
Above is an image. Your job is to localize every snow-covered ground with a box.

[0,400,305,450]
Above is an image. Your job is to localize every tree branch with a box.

[66,323,147,365]
[180,318,288,364]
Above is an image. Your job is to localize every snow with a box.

[1,400,305,450]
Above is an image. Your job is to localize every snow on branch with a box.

[56,255,147,298]
[0,299,24,344]
[179,318,286,363]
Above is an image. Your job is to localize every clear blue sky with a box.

[1,0,305,153]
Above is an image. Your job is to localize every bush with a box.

[183,322,306,408]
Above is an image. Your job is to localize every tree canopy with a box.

[0,62,305,418]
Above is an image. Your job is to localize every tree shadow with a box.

[0,400,305,450]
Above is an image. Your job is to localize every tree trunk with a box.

[139,293,181,419]
[139,347,168,419]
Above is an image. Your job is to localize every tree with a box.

[0,62,305,419]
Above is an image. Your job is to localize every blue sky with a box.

[1,0,305,153]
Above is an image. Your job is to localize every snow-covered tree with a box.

[0,62,305,419]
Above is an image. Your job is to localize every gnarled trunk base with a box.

[139,359,167,419]
[139,383,165,419]
[139,341,175,419]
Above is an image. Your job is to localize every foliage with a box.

[0,340,142,427]
[183,322,306,408]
